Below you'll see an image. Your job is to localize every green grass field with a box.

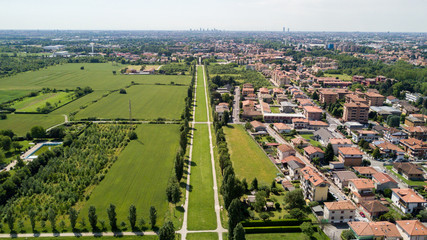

[11,92,74,112]
[74,85,187,120]
[299,134,323,148]
[223,125,279,186]
[0,89,31,104]
[79,124,182,229]
[187,232,218,240]
[0,63,191,92]
[385,166,427,186]
[10,236,158,240]
[324,73,352,81]
[194,66,208,122]
[245,232,325,240]
[0,113,65,136]
[187,124,216,230]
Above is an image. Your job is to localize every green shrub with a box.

[244,226,302,234]
[241,219,311,227]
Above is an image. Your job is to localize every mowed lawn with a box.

[194,66,208,122]
[0,89,31,104]
[0,63,191,92]
[0,114,64,136]
[187,124,216,230]
[187,232,218,240]
[80,124,181,228]
[11,237,158,240]
[75,85,187,120]
[223,125,279,186]
[12,91,74,112]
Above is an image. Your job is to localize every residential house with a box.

[352,130,380,143]
[353,166,378,178]
[360,200,389,219]
[372,172,398,191]
[313,128,335,144]
[344,121,364,135]
[370,140,405,161]
[393,162,424,181]
[319,90,338,105]
[250,120,266,132]
[308,121,329,130]
[338,147,364,167]
[292,118,309,129]
[323,201,356,223]
[242,83,254,96]
[385,128,408,145]
[303,106,323,120]
[300,166,330,202]
[397,101,420,115]
[280,101,297,113]
[396,220,427,240]
[386,96,399,105]
[287,160,306,180]
[291,137,309,148]
[405,116,425,127]
[365,92,385,106]
[260,94,273,103]
[277,144,296,160]
[333,171,358,189]
[400,138,427,159]
[343,102,369,123]
[304,146,325,161]
[348,178,376,204]
[391,188,427,214]
[330,138,353,154]
[273,123,292,134]
[403,126,427,141]
[348,221,402,240]
[215,103,230,121]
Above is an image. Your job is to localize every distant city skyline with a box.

[1,0,426,32]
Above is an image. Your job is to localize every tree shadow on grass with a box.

[176,206,185,213]
[180,181,193,192]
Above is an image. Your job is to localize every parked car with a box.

[360,212,365,218]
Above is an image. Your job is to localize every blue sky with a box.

[1,0,426,32]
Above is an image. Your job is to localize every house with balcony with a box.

[396,220,427,240]
[300,166,330,202]
[384,128,408,145]
[360,200,389,220]
[304,146,325,161]
[393,162,425,181]
[353,166,378,178]
[372,172,398,191]
[329,138,353,154]
[277,144,296,160]
[352,130,380,143]
[333,171,358,189]
[348,178,376,204]
[400,138,427,159]
[391,188,426,214]
[348,221,401,240]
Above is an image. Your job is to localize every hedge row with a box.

[244,226,302,234]
[241,219,311,227]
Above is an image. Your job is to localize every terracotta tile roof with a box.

[329,138,352,145]
[301,166,329,187]
[292,118,309,123]
[396,220,427,236]
[324,200,355,210]
[392,189,427,203]
[333,171,358,181]
[349,221,401,238]
[303,106,323,113]
[360,200,389,213]
[365,92,384,98]
[304,146,325,155]
[393,162,424,175]
[309,120,329,126]
[291,137,309,145]
[277,144,295,153]
[281,155,305,165]
[250,120,265,128]
[344,102,369,108]
[349,178,375,190]
[357,130,379,135]
[338,147,364,156]
[353,166,378,175]
[400,138,427,149]
[273,123,292,130]
[372,172,397,184]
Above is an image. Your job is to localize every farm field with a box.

[74,85,187,120]
[51,90,108,115]
[80,124,182,229]
[187,124,216,230]
[187,232,218,240]
[0,113,64,136]
[223,125,279,186]
[0,89,31,104]
[11,91,74,112]
[194,66,208,122]
[0,63,191,92]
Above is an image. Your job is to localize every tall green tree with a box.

[301,222,314,238]
[69,208,79,230]
[149,206,157,229]
[233,223,246,240]
[28,208,37,232]
[30,126,46,138]
[128,205,137,230]
[88,206,98,231]
[107,204,117,230]
[228,199,245,240]
[48,207,57,231]
[372,147,381,159]
[283,189,305,209]
[158,220,175,240]
[6,208,15,232]
[324,143,334,164]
